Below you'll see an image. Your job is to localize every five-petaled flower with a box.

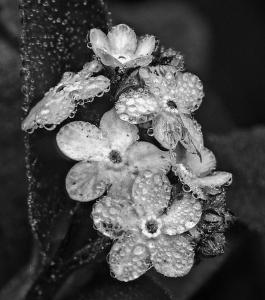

[56,109,170,202]
[90,24,156,69]
[92,171,202,281]
[115,65,204,152]
[22,60,110,133]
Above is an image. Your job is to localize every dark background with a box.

[0,0,265,299]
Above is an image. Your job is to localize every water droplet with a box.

[147,127,154,136]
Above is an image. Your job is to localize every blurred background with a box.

[0,0,265,299]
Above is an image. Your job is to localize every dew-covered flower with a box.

[56,109,170,202]
[22,60,110,133]
[90,24,156,69]
[172,146,232,199]
[92,171,202,281]
[115,65,204,151]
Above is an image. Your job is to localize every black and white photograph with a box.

[0,0,265,299]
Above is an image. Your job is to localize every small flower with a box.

[92,171,202,281]
[22,60,110,133]
[56,109,170,202]
[115,65,204,151]
[90,24,156,69]
[172,146,232,199]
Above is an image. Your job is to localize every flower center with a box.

[108,150,122,164]
[167,100,177,109]
[146,220,159,234]
[141,216,162,238]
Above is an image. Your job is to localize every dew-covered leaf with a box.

[20,0,111,256]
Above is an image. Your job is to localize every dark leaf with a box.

[71,273,170,300]
[20,0,111,256]
[208,127,265,233]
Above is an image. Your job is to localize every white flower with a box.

[22,60,110,133]
[56,109,170,202]
[115,65,204,152]
[92,171,202,281]
[90,24,156,69]
[172,146,233,199]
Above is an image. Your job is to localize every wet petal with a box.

[127,142,171,173]
[107,170,137,200]
[184,147,216,177]
[162,193,202,235]
[108,24,137,55]
[174,164,232,199]
[153,113,182,149]
[22,91,75,132]
[90,28,111,57]
[100,109,139,153]
[196,171,233,193]
[22,72,77,132]
[124,56,154,68]
[93,48,122,67]
[116,88,159,124]
[109,232,151,281]
[22,66,110,132]
[150,234,194,277]
[92,196,138,238]
[80,60,103,74]
[179,114,204,154]
[132,171,171,216]
[56,121,110,161]
[175,72,204,113]
[66,161,110,202]
[135,35,156,56]
[70,75,110,104]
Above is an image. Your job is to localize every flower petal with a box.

[127,142,171,173]
[139,65,178,100]
[179,113,204,154]
[22,65,110,133]
[175,72,204,113]
[56,121,110,161]
[66,161,110,202]
[124,56,154,68]
[116,88,159,124]
[93,48,122,67]
[90,28,111,57]
[108,24,137,55]
[109,232,151,281]
[173,164,232,199]
[196,171,233,193]
[135,35,156,56]
[92,196,138,238]
[100,109,139,153]
[132,171,171,216]
[184,147,216,177]
[70,75,110,103]
[107,170,137,200]
[80,60,103,74]
[150,234,194,277]
[153,113,182,149]
[162,193,202,235]
[22,72,78,132]
[21,90,75,132]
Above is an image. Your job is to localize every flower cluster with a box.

[22,24,232,281]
